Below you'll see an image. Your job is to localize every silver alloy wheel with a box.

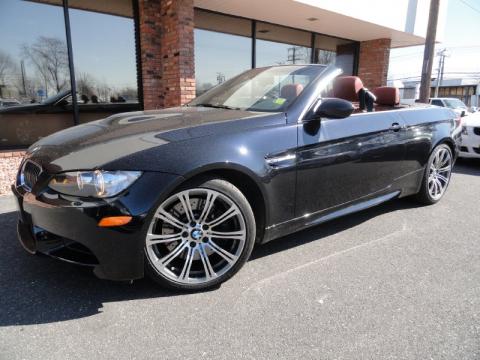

[428,147,452,200]
[145,188,247,285]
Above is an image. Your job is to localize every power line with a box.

[388,72,480,81]
[457,0,480,14]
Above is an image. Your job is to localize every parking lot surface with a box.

[1,160,479,360]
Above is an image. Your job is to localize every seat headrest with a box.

[333,76,364,102]
[280,83,304,100]
[372,86,400,106]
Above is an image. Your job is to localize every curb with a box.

[0,195,17,214]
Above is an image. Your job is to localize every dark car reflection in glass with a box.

[13,65,461,291]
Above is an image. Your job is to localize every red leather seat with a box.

[280,83,304,101]
[372,86,400,106]
[333,76,364,102]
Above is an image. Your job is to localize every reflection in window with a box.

[256,22,311,67]
[314,34,357,76]
[194,10,251,96]
[69,0,139,123]
[0,0,70,102]
[0,0,72,148]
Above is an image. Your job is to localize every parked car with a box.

[0,90,139,148]
[13,65,460,291]
[430,97,470,117]
[460,111,480,158]
[0,98,21,107]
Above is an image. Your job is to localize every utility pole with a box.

[20,60,27,97]
[434,48,448,98]
[419,0,441,103]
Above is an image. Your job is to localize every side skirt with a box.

[262,190,401,243]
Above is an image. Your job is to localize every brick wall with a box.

[138,0,195,110]
[0,151,25,196]
[357,38,391,89]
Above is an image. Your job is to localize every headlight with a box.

[49,170,142,198]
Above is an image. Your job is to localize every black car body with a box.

[12,65,461,289]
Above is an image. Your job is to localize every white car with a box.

[460,111,480,158]
[0,98,21,107]
[430,97,470,117]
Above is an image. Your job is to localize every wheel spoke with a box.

[434,150,441,166]
[179,246,195,281]
[439,151,450,167]
[198,191,217,223]
[208,229,246,241]
[159,240,188,266]
[437,173,448,184]
[156,209,185,230]
[207,205,240,228]
[438,165,451,173]
[199,244,216,280]
[431,180,438,196]
[435,179,443,195]
[178,192,196,223]
[146,232,183,246]
[207,240,238,264]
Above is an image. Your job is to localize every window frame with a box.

[63,0,142,125]
[193,8,359,95]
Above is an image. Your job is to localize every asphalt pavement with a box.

[1,159,479,360]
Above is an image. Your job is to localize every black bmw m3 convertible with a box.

[13,65,461,290]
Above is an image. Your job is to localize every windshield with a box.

[189,65,326,112]
[41,89,70,105]
[444,99,467,109]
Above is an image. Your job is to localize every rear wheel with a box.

[415,144,453,204]
[145,178,256,291]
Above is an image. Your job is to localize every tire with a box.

[144,178,256,291]
[414,144,453,205]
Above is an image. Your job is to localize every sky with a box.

[0,0,137,90]
[388,0,480,82]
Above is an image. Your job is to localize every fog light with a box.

[98,216,132,227]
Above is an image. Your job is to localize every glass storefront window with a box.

[194,10,252,96]
[314,34,357,76]
[255,22,311,67]
[69,0,139,123]
[0,0,139,149]
[0,0,72,148]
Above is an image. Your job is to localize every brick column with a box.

[357,38,391,89]
[138,0,195,110]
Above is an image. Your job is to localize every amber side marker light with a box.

[98,216,132,227]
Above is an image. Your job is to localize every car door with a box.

[295,111,407,217]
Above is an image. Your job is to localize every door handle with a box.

[390,123,402,132]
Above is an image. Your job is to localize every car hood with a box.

[0,103,45,113]
[26,106,282,173]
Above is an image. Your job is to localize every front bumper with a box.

[460,133,480,158]
[12,171,181,281]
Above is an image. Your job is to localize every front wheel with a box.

[415,144,453,205]
[144,178,256,291]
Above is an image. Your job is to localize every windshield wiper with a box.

[194,103,240,110]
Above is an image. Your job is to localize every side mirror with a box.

[461,110,466,117]
[307,98,354,120]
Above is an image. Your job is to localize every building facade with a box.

[0,0,444,153]
[392,78,480,107]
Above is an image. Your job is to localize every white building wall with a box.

[295,0,447,42]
